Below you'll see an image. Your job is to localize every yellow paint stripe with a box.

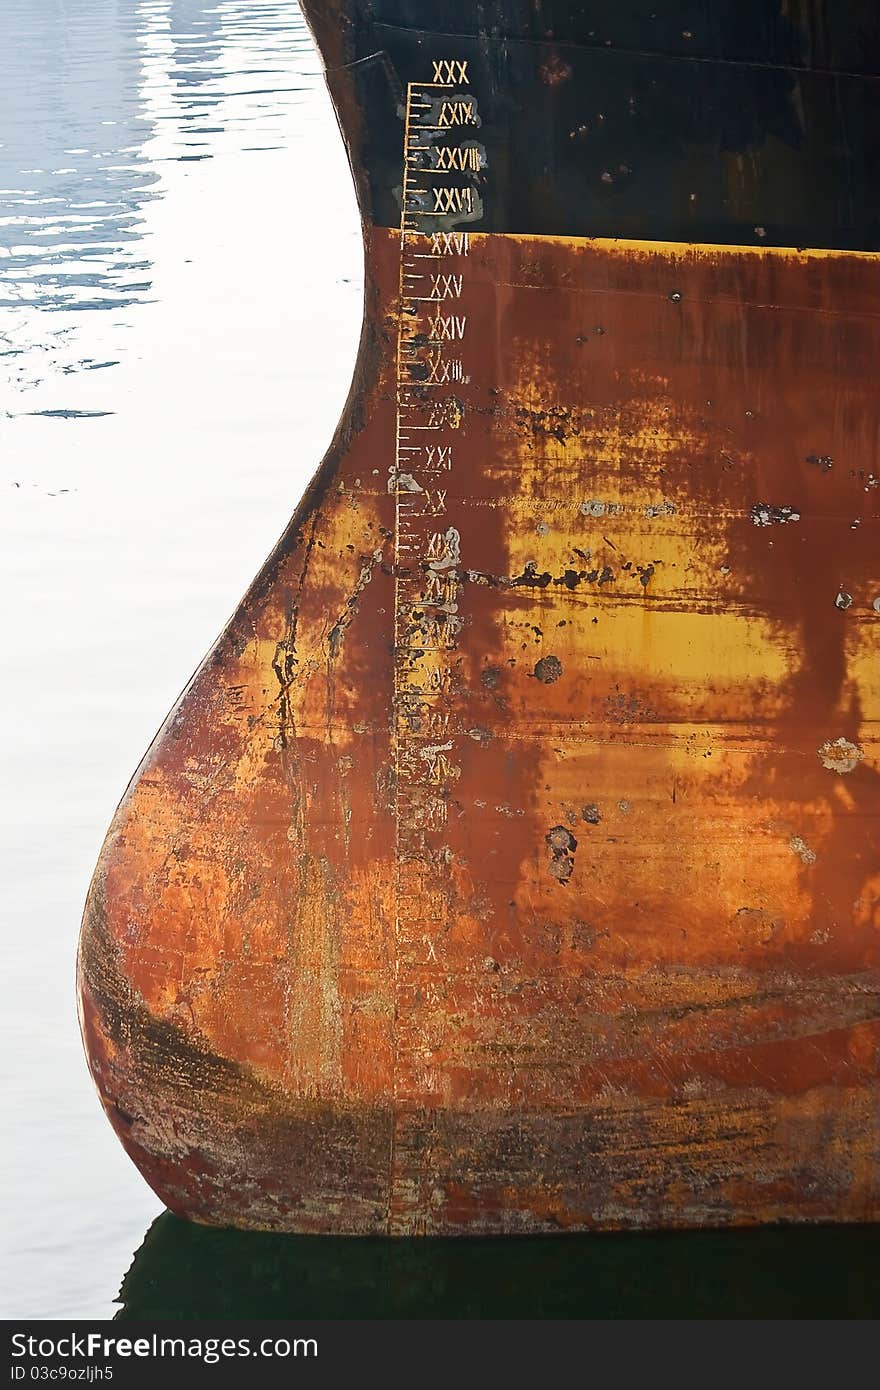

[469,230,880,262]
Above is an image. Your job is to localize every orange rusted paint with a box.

[78,5,879,1234]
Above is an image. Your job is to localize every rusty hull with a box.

[78,2,879,1233]
[78,226,879,1233]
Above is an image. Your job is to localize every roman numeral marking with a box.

[421,747,459,784]
[432,60,469,85]
[426,400,463,429]
[427,667,453,695]
[430,232,470,257]
[424,445,452,470]
[416,619,461,652]
[429,273,463,299]
[429,314,467,341]
[432,145,481,172]
[426,353,463,383]
[421,489,448,515]
[422,571,458,604]
[438,98,478,127]
[426,527,461,570]
[433,186,473,214]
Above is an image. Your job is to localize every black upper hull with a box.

[304,0,880,248]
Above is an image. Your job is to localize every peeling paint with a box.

[789,835,817,866]
[533,655,563,684]
[751,503,801,526]
[818,738,864,774]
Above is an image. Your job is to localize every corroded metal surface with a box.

[78,2,879,1233]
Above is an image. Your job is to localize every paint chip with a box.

[818,737,863,774]
[751,503,800,526]
[789,835,817,865]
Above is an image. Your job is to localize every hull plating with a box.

[78,2,880,1233]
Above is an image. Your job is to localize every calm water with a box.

[3,1,877,1324]
[0,0,362,1319]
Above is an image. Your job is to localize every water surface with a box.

[0,0,362,1319]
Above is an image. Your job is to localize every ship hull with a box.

[78,3,879,1233]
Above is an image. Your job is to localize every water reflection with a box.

[0,1,154,313]
[0,0,321,391]
[116,1215,880,1319]
[2,0,362,1319]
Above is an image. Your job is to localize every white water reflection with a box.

[0,0,362,1317]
